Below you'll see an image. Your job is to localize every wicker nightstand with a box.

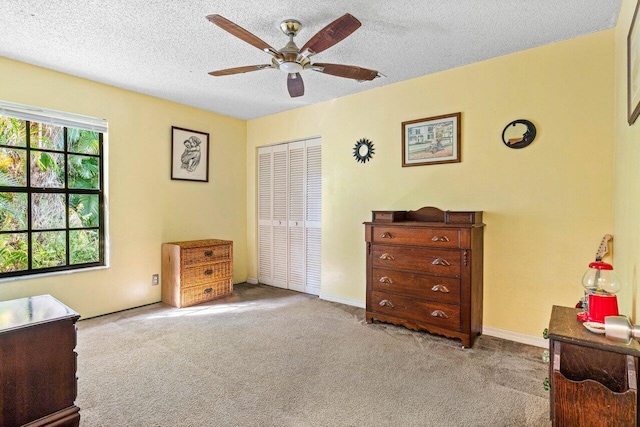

[161,239,233,308]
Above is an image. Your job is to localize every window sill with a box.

[0,264,110,284]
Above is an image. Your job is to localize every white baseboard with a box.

[320,292,365,309]
[482,326,548,348]
[305,286,321,296]
[246,277,259,285]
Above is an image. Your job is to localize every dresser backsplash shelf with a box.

[364,206,485,348]
[371,208,482,225]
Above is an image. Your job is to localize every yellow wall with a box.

[247,31,615,337]
[0,57,248,318]
[615,0,640,323]
[0,27,619,337]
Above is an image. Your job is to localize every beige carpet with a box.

[75,283,550,426]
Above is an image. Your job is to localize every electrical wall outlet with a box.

[152,274,159,286]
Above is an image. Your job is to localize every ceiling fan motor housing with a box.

[272,37,309,73]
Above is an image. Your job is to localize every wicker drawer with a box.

[162,239,234,308]
[372,268,460,304]
[372,244,460,277]
[182,261,232,288]
[372,227,460,248]
[370,291,461,331]
[180,279,233,308]
[183,245,231,266]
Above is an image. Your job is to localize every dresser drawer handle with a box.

[379,299,394,308]
[431,235,450,242]
[431,310,448,319]
[431,284,450,293]
[204,269,213,275]
[204,250,213,257]
[203,288,213,294]
[379,276,393,284]
[380,232,393,238]
[379,253,394,260]
[431,258,451,266]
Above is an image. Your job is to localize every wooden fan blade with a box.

[209,64,273,76]
[300,13,361,56]
[287,73,304,97]
[206,14,279,56]
[312,63,379,81]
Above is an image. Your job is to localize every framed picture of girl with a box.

[171,126,209,182]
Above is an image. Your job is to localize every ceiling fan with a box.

[206,13,382,97]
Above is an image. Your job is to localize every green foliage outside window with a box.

[0,115,103,275]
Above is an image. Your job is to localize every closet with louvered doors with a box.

[257,138,321,295]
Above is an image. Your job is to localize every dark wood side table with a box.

[548,305,640,426]
[0,295,81,427]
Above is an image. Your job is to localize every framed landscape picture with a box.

[402,112,461,167]
[629,0,640,125]
[171,126,209,182]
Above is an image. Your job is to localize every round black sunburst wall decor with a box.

[353,138,375,163]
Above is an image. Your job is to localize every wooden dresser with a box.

[364,207,484,348]
[162,239,234,308]
[0,295,80,427]
[548,305,640,426]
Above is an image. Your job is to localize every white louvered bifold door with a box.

[257,146,273,285]
[287,141,306,292]
[257,138,321,295]
[305,139,322,295]
[271,144,288,289]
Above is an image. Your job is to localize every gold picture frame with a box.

[628,0,640,125]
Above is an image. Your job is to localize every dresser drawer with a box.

[372,244,460,277]
[180,279,233,307]
[371,291,461,331]
[372,268,460,304]
[182,261,233,288]
[183,245,231,266]
[372,227,460,248]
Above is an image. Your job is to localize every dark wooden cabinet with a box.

[548,305,640,426]
[364,206,484,348]
[0,295,80,426]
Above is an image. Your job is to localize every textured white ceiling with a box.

[0,1,622,120]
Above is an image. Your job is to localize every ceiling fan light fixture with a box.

[280,61,303,73]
